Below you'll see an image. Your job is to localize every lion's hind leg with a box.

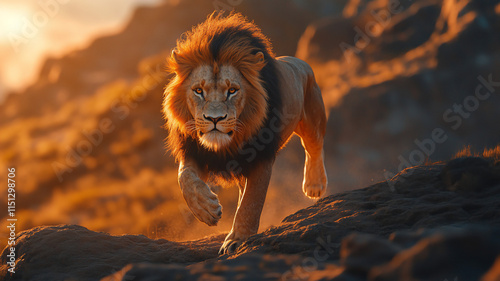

[295,82,328,199]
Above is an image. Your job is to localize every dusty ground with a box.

[1,152,499,280]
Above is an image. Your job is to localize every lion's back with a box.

[276,56,315,79]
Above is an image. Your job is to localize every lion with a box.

[163,12,328,254]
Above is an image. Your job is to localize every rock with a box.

[102,254,304,281]
[2,156,500,280]
[341,233,401,276]
[369,226,500,281]
[0,225,223,281]
[441,156,500,192]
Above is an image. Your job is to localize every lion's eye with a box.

[193,88,204,97]
[227,87,238,98]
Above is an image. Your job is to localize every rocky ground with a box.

[1,149,499,280]
[1,0,500,242]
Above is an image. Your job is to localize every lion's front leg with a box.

[219,161,273,255]
[178,160,222,226]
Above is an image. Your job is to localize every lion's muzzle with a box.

[198,113,234,151]
[203,114,227,125]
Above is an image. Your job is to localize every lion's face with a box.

[184,64,249,151]
[165,46,268,157]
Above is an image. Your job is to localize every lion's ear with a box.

[253,51,266,71]
[168,49,183,75]
[170,49,180,66]
[255,51,264,63]
[171,49,179,60]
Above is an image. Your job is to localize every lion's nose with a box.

[203,114,227,125]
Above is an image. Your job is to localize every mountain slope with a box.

[1,151,499,280]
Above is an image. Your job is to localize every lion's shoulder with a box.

[276,56,315,78]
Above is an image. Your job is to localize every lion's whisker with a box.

[184,120,198,133]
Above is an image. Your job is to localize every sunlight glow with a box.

[0,0,164,100]
[0,6,30,42]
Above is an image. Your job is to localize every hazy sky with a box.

[0,0,163,101]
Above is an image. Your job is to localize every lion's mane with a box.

[163,12,282,178]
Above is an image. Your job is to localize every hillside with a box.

[1,151,499,280]
[297,0,500,189]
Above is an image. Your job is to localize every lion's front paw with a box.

[218,237,242,255]
[303,183,326,199]
[181,181,222,226]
